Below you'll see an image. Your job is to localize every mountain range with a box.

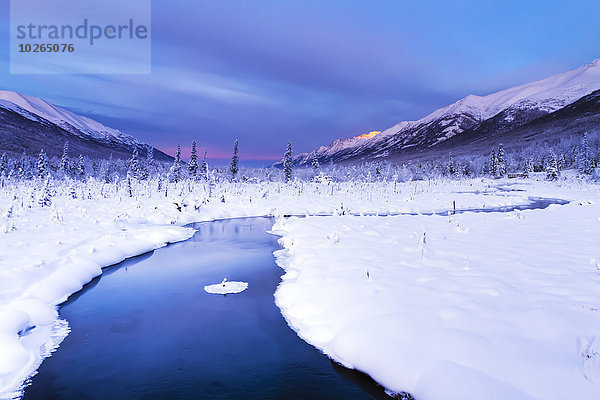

[0,91,171,161]
[290,59,600,166]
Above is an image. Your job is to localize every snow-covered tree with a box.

[283,141,293,183]
[496,143,506,177]
[128,148,140,179]
[60,141,70,175]
[230,140,239,179]
[200,148,208,180]
[170,144,183,182]
[188,140,198,178]
[489,149,497,177]
[558,153,566,171]
[147,146,154,166]
[0,153,7,177]
[38,179,53,207]
[101,163,112,183]
[37,149,48,179]
[311,152,319,174]
[447,158,456,176]
[75,154,86,178]
[546,150,559,181]
[524,157,534,177]
[578,132,593,175]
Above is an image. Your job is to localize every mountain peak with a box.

[584,58,600,68]
[0,90,141,147]
[293,58,600,165]
[0,90,172,161]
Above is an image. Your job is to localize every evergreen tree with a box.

[102,163,112,183]
[546,150,559,181]
[60,141,70,175]
[129,148,140,179]
[283,141,293,183]
[311,152,320,174]
[147,146,154,166]
[143,146,154,178]
[489,149,497,177]
[230,140,239,179]
[200,148,208,180]
[76,155,86,178]
[170,144,183,182]
[496,143,506,177]
[578,132,592,174]
[37,149,48,179]
[38,179,53,207]
[524,157,534,177]
[558,153,566,171]
[188,141,198,177]
[447,158,456,176]
[19,150,30,179]
[0,152,7,177]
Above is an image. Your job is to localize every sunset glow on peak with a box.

[357,131,381,139]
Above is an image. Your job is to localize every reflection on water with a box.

[23,217,391,400]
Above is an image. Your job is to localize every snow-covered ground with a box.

[0,175,597,399]
[271,179,600,400]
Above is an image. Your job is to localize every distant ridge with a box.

[289,59,600,165]
[0,90,172,161]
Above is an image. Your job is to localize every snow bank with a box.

[271,189,600,399]
[0,176,591,398]
[204,279,249,295]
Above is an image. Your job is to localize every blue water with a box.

[23,218,391,400]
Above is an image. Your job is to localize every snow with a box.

[0,91,142,146]
[271,180,600,400]
[204,279,249,295]
[294,58,600,163]
[387,58,600,133]
[0,176,598,399]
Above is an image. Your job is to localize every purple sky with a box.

[2,0,600,160]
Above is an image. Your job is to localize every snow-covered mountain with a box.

[0,91,171,161]
[292,59,600,165]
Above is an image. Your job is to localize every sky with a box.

[1,0,600,160]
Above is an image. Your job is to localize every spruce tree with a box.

[497,143,506,177]
[311,152,320,174]
[60,141,70,175]
[283,141,293,183]
[546,150,559,181]
[76,155,85,178]
[38,179,53,207]
[230,140,239,179]
[145,146,154,178]
[447,158,455,176]
[170,144,183,182]
[200,148,208,180]
[37,149,48,179]
[578,132,592,174]
[129,148,140,179]
[558,153,566,171]
[489,149,497,177]
[0,153,7,177]
[147,146,154,166]
[524,157,534,177]
[188,141,198,177]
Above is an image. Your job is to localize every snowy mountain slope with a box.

[292,59,600,165]
[0,91,172,161]
[434,88,600,155]
[0,91,141,146]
